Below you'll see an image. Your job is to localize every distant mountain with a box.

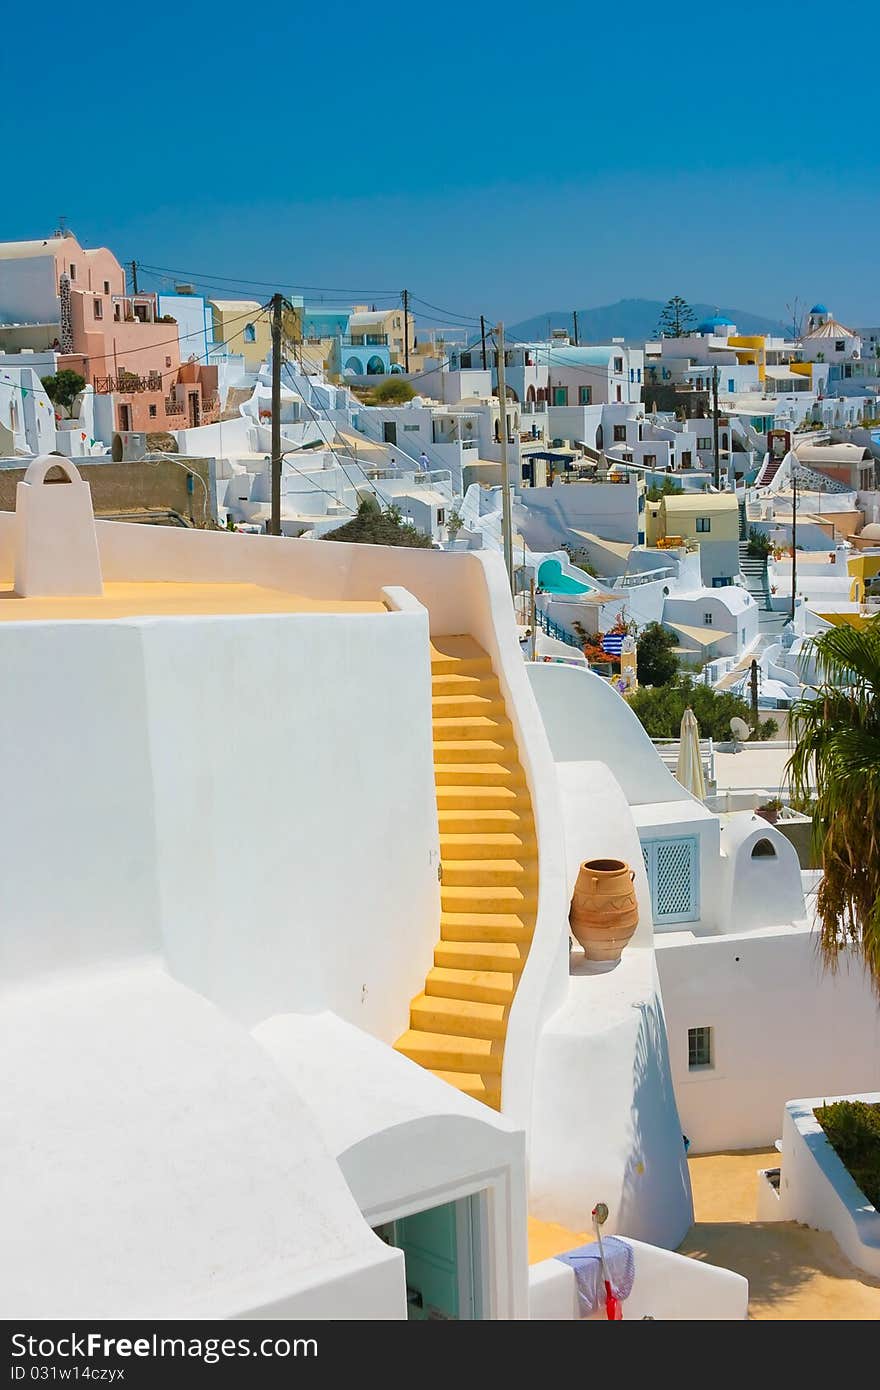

[509,298,789,344]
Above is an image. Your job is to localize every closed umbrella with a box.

[676,706,706,800]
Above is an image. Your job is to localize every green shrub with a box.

[367,377,416,405]
[626,674,777,742]
[322,494,433,548]
[815,1100,880,1210]
[747,526,772,559]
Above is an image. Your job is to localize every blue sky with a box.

[4,1,878,327]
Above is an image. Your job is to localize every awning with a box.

[570,528,634,560]
[666,621,727,648]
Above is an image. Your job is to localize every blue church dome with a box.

[699,315,735,333]
[809,303,828,315]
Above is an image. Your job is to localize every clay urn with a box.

[569,858,639,962]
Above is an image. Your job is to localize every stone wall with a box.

[0,457,217,527]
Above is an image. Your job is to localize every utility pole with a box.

[402,288,410,373]
[712,365,721,489]
[749,659,759,731]
[130,260,139,294]
[572,310,579,347]
[480,314,487,371]
[790,464,798,623]
[495,323,514,594]
[269,293,283,537]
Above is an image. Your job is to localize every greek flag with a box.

[601,632,625,657]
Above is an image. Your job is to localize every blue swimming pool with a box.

[537,558,592,595]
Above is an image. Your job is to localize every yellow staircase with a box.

[394,635,538,1110]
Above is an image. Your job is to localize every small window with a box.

[93,298,103,320]
[553,387,568,406]
[460,352,472,369]
[696,516,711,533]
[69,263,76,280]
[728,378,735,391]
[613,356,624,373]
[103,280,110,294]
[148,404,157,418]
[703,612,713,625]
[688,1026,713,1070]
[613,424,627,442]
[697,436,711,449]
[437,509,445,525]
[681,451,692,466]
[751,838,776,859]
[243,323,256,344]
[835,340,845,353]
[579,386,592,405]
[165,356,172,368]
[643,453,657,466]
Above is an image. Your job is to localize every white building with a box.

[1,453,756,1320]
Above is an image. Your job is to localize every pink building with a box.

[0,231,219,434]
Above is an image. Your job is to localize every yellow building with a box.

[348,304,414,365]
[645,491,741,586]
[208,299,274,370]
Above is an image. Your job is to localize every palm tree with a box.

[787,617,880,991]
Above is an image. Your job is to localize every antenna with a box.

[56,215,67,237]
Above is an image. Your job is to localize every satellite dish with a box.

[730,716,752,743]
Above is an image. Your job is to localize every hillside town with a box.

[2,220,880,1338]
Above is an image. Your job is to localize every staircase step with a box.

[429,1070,501,1108]
[431,673,501,698]
[430,655,492,678]
[410,991,507,1040]
[433,715,513,740]
[395,1029,503,1074]
[433,739,515,764]
[431,693,506,718]
[441,857,537,887]
[426,966,517,1005]
[434,762,525,787]
[440,911,534,943]
[441,884,536,912]
[435,784,528,808]
[438,807,527,829]
[439,832,534,858]
[434,939,528,972]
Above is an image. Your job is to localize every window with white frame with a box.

[703,612,713,624]
[579,386,592,404]
[613,356,624,373]
[613,424,627,441]
[696,516,711,532]
[688,1026,713,1070]
[697,436,711,449]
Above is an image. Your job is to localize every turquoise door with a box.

[374,1197,481,1320]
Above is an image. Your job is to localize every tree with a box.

[322,494,433,548]
[42,369,86,414]
[787,618,880,992]
[637,623,679,686]
[656,296,696,339]
[646,478,685,502]
[627,675,777,741]
[367,377,416,405]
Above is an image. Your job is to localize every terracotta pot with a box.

[569,858,639,962]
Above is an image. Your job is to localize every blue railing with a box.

[535,608,583,649]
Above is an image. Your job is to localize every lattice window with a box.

[641,836,699,924]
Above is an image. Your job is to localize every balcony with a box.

[342,334,389,347]
[93,371,164,394]
[164,397,185,417]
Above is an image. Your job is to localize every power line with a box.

[136,262,400,297]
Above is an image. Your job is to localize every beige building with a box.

[208,299,273,370]
[348,304,414,365]
[645,491,741,587]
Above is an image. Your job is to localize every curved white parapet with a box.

[529,1238,748,1319]
[14,454,103,597]
[523,662,693,1247]
[773,1095,880,1277]
[527,660,693,808]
